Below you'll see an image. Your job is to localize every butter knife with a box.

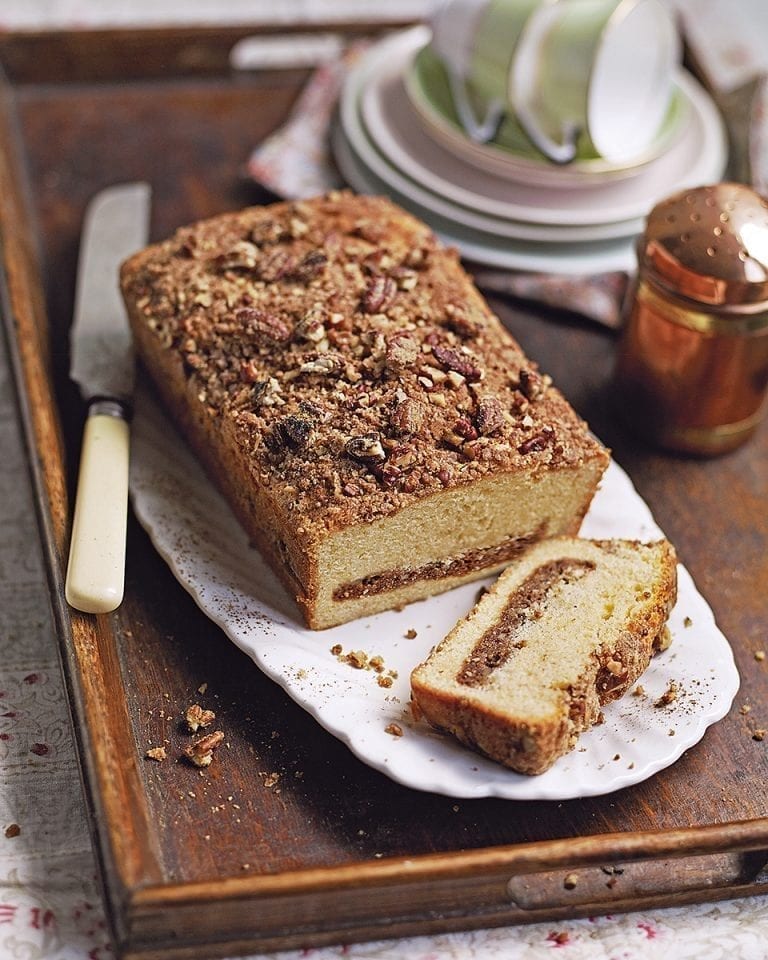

[65,182,151,614]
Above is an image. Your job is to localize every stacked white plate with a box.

[333,26,729,275]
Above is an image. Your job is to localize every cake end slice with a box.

[410,537,678,774]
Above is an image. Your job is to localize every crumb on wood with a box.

[145,746,167,762]
[183,730,225,768]
[740,704,752,715]
[4,824,20,839]
[263,772,280,788]
[753,729,766,742]
[563,872,579,890]
[755,651,766,662]
[197,683,208,694]
[185,703,216,733]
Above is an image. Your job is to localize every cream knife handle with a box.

[65,400,130,614]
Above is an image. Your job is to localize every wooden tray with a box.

[2,24,768,960]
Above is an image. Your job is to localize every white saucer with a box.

[333,124,638,274]
[343,27,727,229]
[359,71,645,243]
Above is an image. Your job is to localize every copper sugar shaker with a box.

[614,182,768,455]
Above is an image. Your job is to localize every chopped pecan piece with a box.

[257,249,298,283]
[345,432,386,462]
[275,415,314,451]
[291,250,328,282]
[453,417,479,441]
[519,368,551,401]
[295,305,327,342]
[390,397,426,436]
[240,359,261,383]
[185,703,216,733]
[299,354,342,375]
[385,334,419,371]
[183,730,225,768]
[372,463,402,488]
[431,345,483,382]
[475,396,505,435]
[444,306,478,338]
[215,241,259,270]
[236,307,293,343]
[361,275,397,314]
[518,432,552,455]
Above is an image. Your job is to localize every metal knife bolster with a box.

[87,397,132,421]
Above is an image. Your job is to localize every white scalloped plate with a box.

[129,383,739,800]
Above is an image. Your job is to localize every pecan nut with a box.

[475,396,505,435]
[345,432,386,462]
[390,397,425,436]
[275,415,314,451]
[361,275,397,314]
[183,730,225,768]
[236,307,293,342]
[431,345,483,381]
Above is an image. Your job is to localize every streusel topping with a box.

[123,192,600,532]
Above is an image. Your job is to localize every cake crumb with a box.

[753,729,766,742]
[345,649,368,669]
[183,730,225,768]
[377,675,393,689]
[145,746,167,762]
[755,651,765,662]
[4,824,20,839]
[385,723,403,737]
[185,703,216,732]
[654,681,679,707]
[263,772,280,788]
[683,616,693,628]
[740,703,752,715]
[563,873,579,890]
[197,683,208,695]
[405,628,418,639]
[632,685,645,697]
[330,643,342,656]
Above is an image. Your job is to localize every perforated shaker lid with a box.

[641,182,768,306]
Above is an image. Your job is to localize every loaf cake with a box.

[120,191,609,629]
[410,537,678,774]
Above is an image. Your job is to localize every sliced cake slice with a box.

[410,537,678,774]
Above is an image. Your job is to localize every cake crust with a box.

[121,192,609,628]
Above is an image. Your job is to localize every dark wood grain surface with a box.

[2,27,767,959]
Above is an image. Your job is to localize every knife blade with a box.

[65,182,151,614]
